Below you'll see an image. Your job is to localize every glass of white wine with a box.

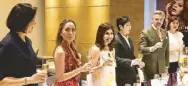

[41,60,49,86]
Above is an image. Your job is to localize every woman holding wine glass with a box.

[0,3,47,86]
[53,19,92,86]
[88,22,117,86]
[167,18,184,74]
[167,18,184,85]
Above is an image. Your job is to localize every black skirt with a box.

[168,61,179,73]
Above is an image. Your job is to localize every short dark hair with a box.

[95,22,115,51]
[116,16,130,31]
[6,3,37,32]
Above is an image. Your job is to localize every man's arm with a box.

[115,41,136,67]
[139,30,152,55]
[115,56,132,67]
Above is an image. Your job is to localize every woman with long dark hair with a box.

[166,18,184,86]
[88,23,117,86]
[167,18,184,73]
[53,19,92,86]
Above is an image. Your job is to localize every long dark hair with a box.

[55,19,76,47]
[168,0,184,17]
[183,0,188,26]
[167,0,184,26]
[54,19,81,67]
[95,23,115,51]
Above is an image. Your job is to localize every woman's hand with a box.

[103,59,113,66]
[80,62,93,72]
[165,3,171,18]
[29,71,47,83]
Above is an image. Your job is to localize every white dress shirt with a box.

[120,33,131,49]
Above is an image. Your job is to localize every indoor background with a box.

[0,0,168,63]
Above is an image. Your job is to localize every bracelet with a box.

[25,77,27,85]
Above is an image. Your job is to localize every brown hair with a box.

[167,18,180,31]
[95,22,115,51]
[55,19,76,47]
[54,19,81,67]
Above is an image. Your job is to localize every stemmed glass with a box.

[178,47,185,82]
[41,59,49,86]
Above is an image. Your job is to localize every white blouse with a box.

[168,31,184,62]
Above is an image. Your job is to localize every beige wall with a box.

[45,0,144,58]
[0,0,20,40]
[45,0,110,59]
[0,0,144,57]
[0,0,45,55]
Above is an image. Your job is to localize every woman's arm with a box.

[0,72,46,86]
[0,77,28,86]
[89,45,100,66]
[88,45,103,73]
[54,46,90,82]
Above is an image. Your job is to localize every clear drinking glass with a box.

[41,60,49,86]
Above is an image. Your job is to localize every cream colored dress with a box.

[168,31,184,62]
[88,50,117,86]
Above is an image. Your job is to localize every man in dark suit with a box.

[139,10,169,81]
[115,16,145,86]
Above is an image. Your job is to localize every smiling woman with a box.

[88,22,117,86]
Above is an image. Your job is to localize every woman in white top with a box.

[88,23,117,86]
[167,18,184,73]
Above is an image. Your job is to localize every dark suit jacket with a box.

[0,31,37,86]
[115,32,137,85]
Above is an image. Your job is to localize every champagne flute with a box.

[42,64,49,73]
[41,59,49,86]
[87,50,92,60]
[137,53,143,68]
[108,53,113,61]
[107,52,114,66]
[178,47,184,67]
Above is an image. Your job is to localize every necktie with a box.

[157,29,163,42]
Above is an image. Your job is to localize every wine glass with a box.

[154,74,160,80]
[87,50,96,73]
[125,84,131,86]
[108,52,114,61]
[183,47,188,55]
[102,52,114,67]
[41,59,49,86]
